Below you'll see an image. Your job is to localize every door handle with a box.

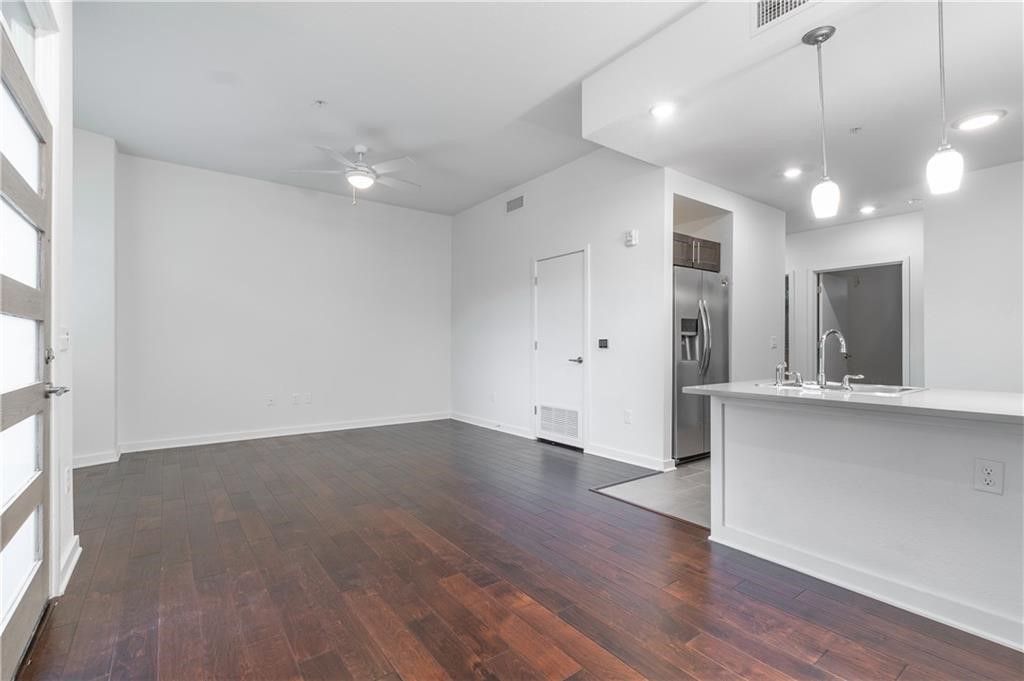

[699,300,712,376]
[44,383,70,398]
[568,357,583,364]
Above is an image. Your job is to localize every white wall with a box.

[924,161,1023,392]
[786,212,925,386]
[115,155,452,451]
[666,170,787,383]
[451,149,671,470]
[71,129,117,466]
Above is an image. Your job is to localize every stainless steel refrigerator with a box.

[673,266,729,461]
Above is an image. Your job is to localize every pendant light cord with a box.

[937,0,949,146]
[816,42,829,178]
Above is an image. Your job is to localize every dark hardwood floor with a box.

[17,420,1023,680]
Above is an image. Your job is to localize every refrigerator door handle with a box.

[699,299,712,377]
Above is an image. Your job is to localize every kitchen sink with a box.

[755,382,926,397]
[820,383,927,397]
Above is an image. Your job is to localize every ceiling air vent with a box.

[754,0,812,30]
[506,195,524,213]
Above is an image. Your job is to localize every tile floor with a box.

[595,457,710,527]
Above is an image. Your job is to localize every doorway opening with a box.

[816,263,904,385]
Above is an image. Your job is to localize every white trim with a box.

[584,442,673,472]
[709,528,1023,651]
[450,412,534,440]
[56,535,80,596]
[118,412,451,454]
[72,449,121,469]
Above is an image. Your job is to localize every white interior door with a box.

[534,251,585,447]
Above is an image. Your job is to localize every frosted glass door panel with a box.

[0,506,40,628]
[0,314,38,392]
[1,415,39,507]
[1,199,39,287]
[1,82,40,192]
[1,1,36,78]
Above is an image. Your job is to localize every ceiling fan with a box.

[293,144,419,202]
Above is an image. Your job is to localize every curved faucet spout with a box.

[817,328,848,387]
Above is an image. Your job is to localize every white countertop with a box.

[684,381,1024,426]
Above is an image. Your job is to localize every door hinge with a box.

[534,405,538,415]
[817,284,823,294]
[534,340,538,350]
[44,347,55,365]
[533,276,538,285]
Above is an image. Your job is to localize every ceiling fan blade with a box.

[376,175,421,190]
[289,168,344,174]
[314,145,357,168]
[372,156,414,175]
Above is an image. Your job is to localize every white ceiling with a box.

[582,1,1023,232]
[73,1,695,215]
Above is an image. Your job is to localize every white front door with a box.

[1,20,56,681]
[534,251,585,447]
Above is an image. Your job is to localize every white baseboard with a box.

[584,442,673,472]
[711,528,1024,652]
[450,412,535,440]
[56,535,81,596]
[118,412,451,454]
[72,449,121,469]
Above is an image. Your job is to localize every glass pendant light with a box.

[803,26,840,219]
[926,0,964,194]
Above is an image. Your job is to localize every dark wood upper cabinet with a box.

[693,238,720,272]
[673,233,720,272]
[673,233,694,267]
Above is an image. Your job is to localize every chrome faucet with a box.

[817,329,848,387]
[774,360,803,387]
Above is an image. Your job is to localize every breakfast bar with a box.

[683,382,1024,650]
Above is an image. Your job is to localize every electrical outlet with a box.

[624,409,633,425]
[304,393,312,404]
[292,393,301,405]
[266,396,275,407]
[770,335,778,349]
[974,458,1005,495]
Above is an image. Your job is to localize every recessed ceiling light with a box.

[952,109,1007,131]
[859,205,877,215]
[650,102,676,119]
[783,167,802,179]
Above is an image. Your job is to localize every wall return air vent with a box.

[754,0,812,30]
[539,405,579,440]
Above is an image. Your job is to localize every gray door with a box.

[673,267,703,459]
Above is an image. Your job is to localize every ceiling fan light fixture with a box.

[926,144,964,194]
[346,169,375,190]
[811,178,840,219]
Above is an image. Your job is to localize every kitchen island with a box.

[683,381,1024,650]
